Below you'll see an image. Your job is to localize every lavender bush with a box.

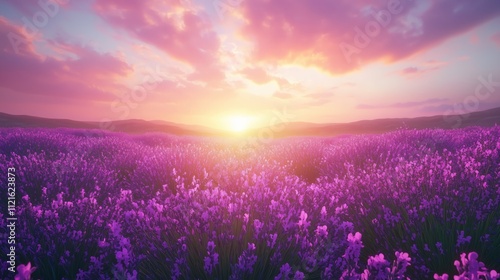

[0,126,499,279]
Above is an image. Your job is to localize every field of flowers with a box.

[0,126,499,279]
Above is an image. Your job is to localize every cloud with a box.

[0,17,132,102]
[93,0,224,84]
[240,67,272,84]
[397,60,448,78]
[358,98,448,109]
[400,66,419,74]
[239,0,500,74]
[0,16,38,57]
[492,32,500,47]
[418,103,453,113]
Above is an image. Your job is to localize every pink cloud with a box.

[492,32,500,47]
[0,17,132,102]
[240,67,271,84]
[400,66,419,75]
[239,0,500,74]
[397,60,448,78]
[227,65,300,99]
[93,0,224,84]
[0,16,38,57]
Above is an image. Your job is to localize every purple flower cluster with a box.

[203,241,219,275]
[434,252,499,280]
[0,126,499,279]
[360,251,412,280]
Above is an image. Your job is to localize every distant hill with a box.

[0,113,215,136]
[254,107,500,137]
[1,107,499,137]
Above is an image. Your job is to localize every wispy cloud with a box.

[0,17,131,101]
[397,60,448,78]
[93,0,224,85]
[358,98,449,110]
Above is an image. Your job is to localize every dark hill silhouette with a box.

[1,107,499,137]
[249,107,500,137]
[0,113,214,136]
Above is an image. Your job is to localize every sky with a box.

[0,0,499,131]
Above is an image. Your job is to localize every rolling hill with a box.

[1,107,499,137]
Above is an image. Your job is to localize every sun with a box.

[227,115,254,133]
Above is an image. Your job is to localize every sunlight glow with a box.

[227,115,255,133]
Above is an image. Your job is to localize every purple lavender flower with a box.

[267,233,278,249]
[275,263,292,279]
[204,241,219,275]
[315,225,328,238]
[433,273,449,280]
[456,231,472,248]
[363,253,390,279]
[393,251,411,277]
[15,262,36,280]
[297,211,310,229]
[236,243,257,274]
[254,219,264,238]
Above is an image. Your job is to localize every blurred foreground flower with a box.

[15,262,36,280]
[452,252,499,280]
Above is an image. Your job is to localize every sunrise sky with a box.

[1,0,499,130]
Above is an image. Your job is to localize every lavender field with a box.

[1,127,499,279]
